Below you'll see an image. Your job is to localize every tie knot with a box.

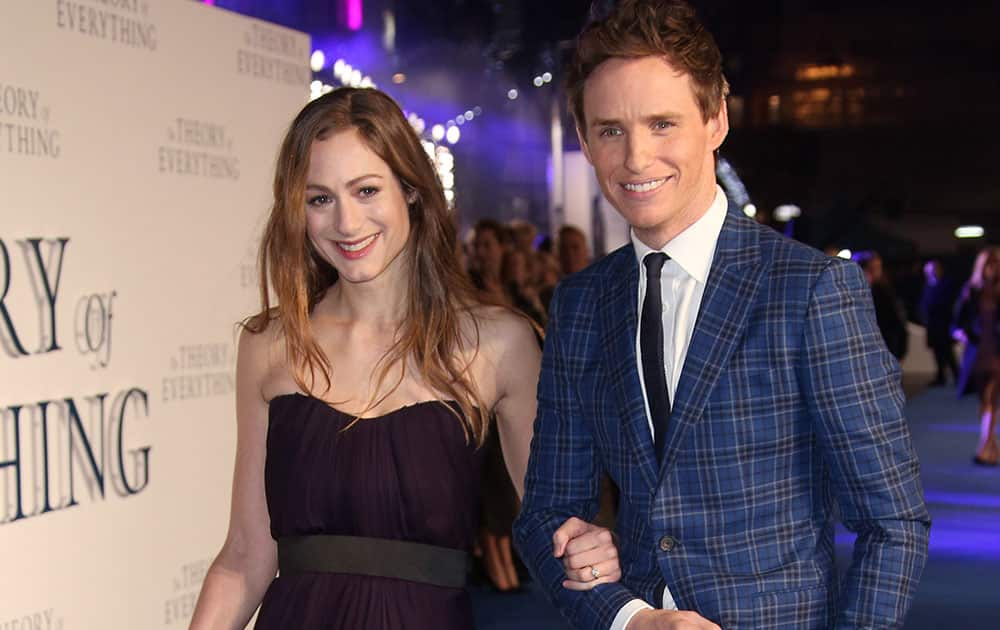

[643,252,669,279]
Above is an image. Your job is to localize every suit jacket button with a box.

[659,535,676,552]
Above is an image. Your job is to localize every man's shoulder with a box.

[743,216,825,266]
[731,214,839,281]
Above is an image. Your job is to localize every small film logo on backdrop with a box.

[237,23,309,87]
[0,82,61,159]
[158,117,240,180]
[55,0,157,51]
[0,607,64,630]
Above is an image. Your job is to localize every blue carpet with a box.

[471,383,1000,628]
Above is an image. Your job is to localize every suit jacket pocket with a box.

[753,584,830,629]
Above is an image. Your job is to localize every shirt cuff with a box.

[610,599,653,630]
[662,584,678,610]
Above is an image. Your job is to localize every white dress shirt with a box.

[609,185,728,630]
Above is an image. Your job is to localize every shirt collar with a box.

[631,185,728,284]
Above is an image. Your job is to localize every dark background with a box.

[206,0,1000,290]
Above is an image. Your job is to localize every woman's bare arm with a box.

[189,326,278,629]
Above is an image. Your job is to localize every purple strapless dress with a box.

[255,394,482,629]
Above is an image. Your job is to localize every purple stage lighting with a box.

[346,0,362,31]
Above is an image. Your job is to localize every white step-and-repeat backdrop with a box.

[1,1,309,627]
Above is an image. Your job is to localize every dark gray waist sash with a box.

[277,535,468,589]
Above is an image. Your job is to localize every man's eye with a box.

[653,120,674,130]
[599,127,622,137]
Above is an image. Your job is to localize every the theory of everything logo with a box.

[1,237,151,526]
[158,117,240,180]
[55,0,158,51]
[237,23,310,86]
[0,82,61,158]
[162,343,236,404]
[0,607,63,630]
[163,557,213,625]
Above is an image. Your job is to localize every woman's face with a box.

[304,128,411,286]
[473,229,504,278]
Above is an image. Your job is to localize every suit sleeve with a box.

[798,259,930,628]
[513,285,643,630]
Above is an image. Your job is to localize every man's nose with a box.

[624,133,653,173]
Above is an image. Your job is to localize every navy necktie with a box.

[641,253,671,463]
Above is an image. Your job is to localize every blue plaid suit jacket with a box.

[513,208,930,629]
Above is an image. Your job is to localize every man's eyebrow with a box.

[590,112,682,129]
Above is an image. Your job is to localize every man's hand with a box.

[552,516,622,590]
[627,609,721,630]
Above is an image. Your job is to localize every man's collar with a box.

[631,185,727,284]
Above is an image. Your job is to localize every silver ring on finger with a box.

[590,565,600,580]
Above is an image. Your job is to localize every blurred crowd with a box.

[464,219,593,329]
[839,246,999,467]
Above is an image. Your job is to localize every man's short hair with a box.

[567,0,729,130]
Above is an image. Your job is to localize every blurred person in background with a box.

[952,247,1000,466]
[470,218,509,302]
[508,219,541,288]
[501,248,547,327]
[919,259,959,386]
[536,249,563,314]
[854,250,909,361]
[557,224,592,276]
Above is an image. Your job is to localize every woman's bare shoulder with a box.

[465,304,538,355]
[236,313,290,397]
[238,313,283,356]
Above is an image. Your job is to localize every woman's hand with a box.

[553,517,622,590]
[478,529,521,591]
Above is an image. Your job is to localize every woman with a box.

[189,88,619,629]
[501,248,547,327]
[469,218,509,302]
[953,246,1000,465]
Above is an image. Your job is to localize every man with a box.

[852,250,909,361]
[919,259,959,386]
[512,2,930,629]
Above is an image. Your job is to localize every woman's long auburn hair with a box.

[968,247,1000,292]
[245,87,492,445]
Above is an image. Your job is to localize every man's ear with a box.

[708,98,729,152]
[576,125,594,165]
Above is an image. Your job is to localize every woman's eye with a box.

[307,194,331,207]
[358,186,380,198]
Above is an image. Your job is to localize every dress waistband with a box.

[277,535,469,589]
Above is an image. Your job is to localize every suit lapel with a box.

[598,247,659,490]
[659,211,764,478]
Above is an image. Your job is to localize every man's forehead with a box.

[583,59,697,118]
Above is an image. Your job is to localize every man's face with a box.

[559,232,590,275]
[578,56,728,249]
